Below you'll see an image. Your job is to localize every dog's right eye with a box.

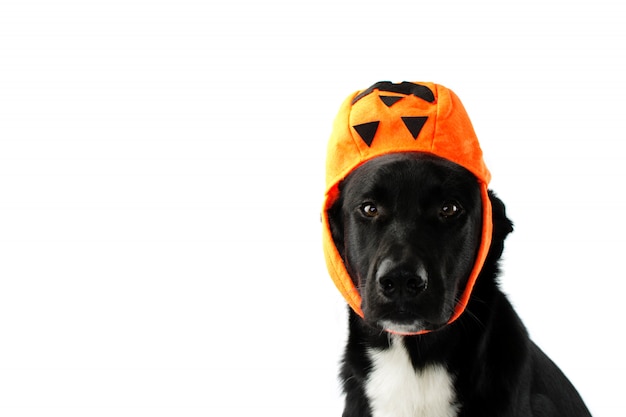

[440,201,463,219]
[359,203,379,218]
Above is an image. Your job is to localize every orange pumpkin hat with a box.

[321,81,493,334]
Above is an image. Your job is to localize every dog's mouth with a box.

[377,317,444,335]
[366,302,452,335]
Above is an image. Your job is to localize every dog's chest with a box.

[365,336,459,417]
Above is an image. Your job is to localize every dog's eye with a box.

[440,201,463,218]
[360,203,379,218]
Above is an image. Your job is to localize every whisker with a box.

[454,295,486,330]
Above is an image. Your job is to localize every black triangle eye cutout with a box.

[353,121,379,147]
[379,96,403,107]
[401,116,428,139]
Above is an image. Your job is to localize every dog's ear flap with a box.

[326,199,345,261]
[487,190,514,260]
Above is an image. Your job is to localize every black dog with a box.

[328,153,591,417]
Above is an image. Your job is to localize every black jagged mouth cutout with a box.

[352,81,435,105]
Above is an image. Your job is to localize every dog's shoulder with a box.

[526,342,592,416]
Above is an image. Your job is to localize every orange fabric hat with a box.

[321,81,493,333]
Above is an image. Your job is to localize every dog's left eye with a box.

[359,203,379,218]
[440,201,463,218]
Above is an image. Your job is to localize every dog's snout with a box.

[378,271,427,299]
[376,259,428,300]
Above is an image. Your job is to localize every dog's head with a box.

[328,153,502,334]
[322,81,510,334]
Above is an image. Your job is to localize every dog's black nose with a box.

[378,269,427,300]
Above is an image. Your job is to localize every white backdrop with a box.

[1,0,624,416]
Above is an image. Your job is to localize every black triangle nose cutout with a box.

[353,121,379,147]
[401,116,428,139]
[379,96,403,107]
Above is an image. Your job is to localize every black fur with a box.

[328,153,591,417]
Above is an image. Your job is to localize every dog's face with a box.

[328,153,484,334]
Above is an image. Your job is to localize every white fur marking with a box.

[365,336,459,417]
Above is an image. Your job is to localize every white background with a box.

[1,0,624,416]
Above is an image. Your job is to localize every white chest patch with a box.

[365,336,459,417]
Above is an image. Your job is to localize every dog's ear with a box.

[487,190,514,260]
[326,199,345,261]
